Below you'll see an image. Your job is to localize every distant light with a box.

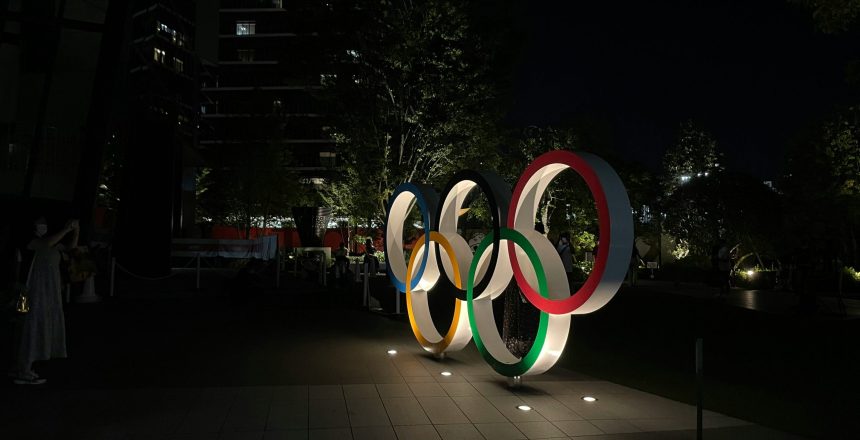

[387,349,397,355]
[745,270,755,277]
[440,371,452,376]
[582,396,597,402]
[679,175,691,183]
[704,172,709,176]
[516,405,532,411]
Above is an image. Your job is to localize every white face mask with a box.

[35,224,48,236]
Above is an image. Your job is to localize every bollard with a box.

[110,257,116,297]
[275,256,280,288]
[696,338,703,440]
[395,286,401,314]
[354,260,361,283]
[363,262,370,307]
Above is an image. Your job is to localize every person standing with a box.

[333,241,350,280]
[717,240,732,297]
[9,216,78,385]
[628,244,643,287]
[556,232,574,288]
[363,238,379,276]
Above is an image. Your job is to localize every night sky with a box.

[507,0,859,178]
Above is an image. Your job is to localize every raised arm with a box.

[69,220,79,249]
[27,221,74,251]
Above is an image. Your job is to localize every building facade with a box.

[202,0,337,180]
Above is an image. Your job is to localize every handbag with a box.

[15,256,35,314]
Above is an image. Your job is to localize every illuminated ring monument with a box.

[384,150,632,377]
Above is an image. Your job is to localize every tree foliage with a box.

[658,120,782,258]
[782,107,860,266]
[197,142,304,236]
[321,0,508,225]
[791,0,860,33]
[660,120,723,195]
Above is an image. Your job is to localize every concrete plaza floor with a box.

[0,273,805,440]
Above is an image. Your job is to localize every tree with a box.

[321,0,509,225]
[660,120,723,195]
[782,107,860,269]
[791,0,860,33]
[662,172,781,258]
[660,121,726,257]
[197,141,305,237]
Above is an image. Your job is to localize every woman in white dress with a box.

[9,216,78,385]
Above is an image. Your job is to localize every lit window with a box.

[237,49,255,62]
[174,57,184,72]
[157,21,172,34]
[153,48,166,63]
[236,21,256,36]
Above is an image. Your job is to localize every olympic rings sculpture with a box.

[384,150,633,377]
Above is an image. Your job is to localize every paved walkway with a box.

[634,279,860,318]
[0,276,803,440]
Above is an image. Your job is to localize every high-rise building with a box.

[114,0,205,275]
[201,0,337,180]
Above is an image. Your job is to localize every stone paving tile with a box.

[396,361,432,377]
[346,397,392,427]
[627,418,696,432]
[307,427,352,440]
[474,422,527,439]
[222,403,269,431]
[519,395,584,421]
[343,384,379,399]
[376,383,413,398]
[409,382,448,397]
[219,431,265,440]
[177,406,231,434]
[487,395,547,423]
[262,430,309,440]
[552,420,604,437]
[235,387,274,405]
[590,419,642,434]
[440,382,481,397]
[433,423,485,440]
[382,396,432,426]
[118,408,188,436]
[451,395,508,424]
[515,421,568,439]
[352,425,398,440]
[341,375,375,385]
[308,399,350,429]
[309,386,343,400]
[417,396,470,424]
[394,424,442,440]
[405,375,439,383]
[372,375,407,384]
[554,395,620,420]
[268,401,310,430]
[471,381,517,397]
[273,386,309,403]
